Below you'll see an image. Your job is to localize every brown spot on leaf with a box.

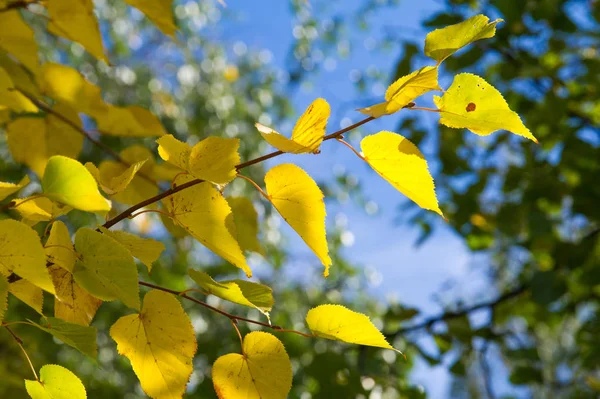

[466,102,476,112]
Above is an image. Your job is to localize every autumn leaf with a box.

[25,364,86,399]
[96,105,167,137]
[99,227,165,272]
[45,221,76,272]
[0,175,29,201]
[0,67,37,112]
[0,274,7,324]
[12,197,71,226]
[29,316,98,358]
[50,265,102,326]
[0,10,39,73]
[9,279,43,314]
[86,159,147,195]
[108,146,159,206]
[123,0,177,36]
[227,197,263,254]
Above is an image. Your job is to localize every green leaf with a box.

[99,227,165,272]
[73,228,140,310]
[29,316,97,358]
[25,364,86,399]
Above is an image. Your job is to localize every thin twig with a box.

[5,326,38,380]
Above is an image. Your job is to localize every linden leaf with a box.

[188,269,273,314]
[45,221,76,272]
[256,98,330,154]
[9,279,43,314]
[86,159,147,195]
[165,175,251,277]
[50,265,102,326]
[433,73,537,142]
[0,175,29,201]
[264,164,331,276]
[306,304,399,351]
[0,67,37,112]
[123,0,177,36]
[425,14,503,63]
[227,197,262,254]
[42,155,111,213]
[25,364,86,399]
[73,228,140,310]
[107,146,159,206]
[0,274,7,324]
[360,131,443,216]
[156,134,190,171]
[95,105,167,137]
[110,290,197,399]
[0,11,39,73]
[98,227,165,272]
[0,219,54,294]
[188,137,240,185]
[29,316,98,358]
[212,331,292,399]
[359,66,441,117]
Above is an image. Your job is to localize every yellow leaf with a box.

[50,265,102,326]
[188,269,273,315]
[306,304,400,352]
[9,279,43,314]
[73,228,140,310]
[0,108,9,125]
[95,104,167,137]
[212,331,292,399]
[47,0,107,62]
[425,14,503,63]
[86,159,147,195]
[264,164,331,276]
[12,197,68,225]
[434,73,537,142]
[0,52,40,97]
[0,219,54,294]
[227,197,262,254]
[45,103,85,161]
[99,227,165,272]
[0,11,39,73]
[110,290,197,399]
[45,221,76,272]
[156,134,190,171]
[25,364,86,399]
[257,98,330,154]
[189,137,240,185]
[0,275,7,323]
[360,131,442,216]
[0,67,37,112]
[358,66,441,118]
[0,175,29,201]
[42,155,111,213]
[123,0,177,36]
[165,175,251,277]
[110,146,159,206]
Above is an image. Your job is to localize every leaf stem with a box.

[407,106,440,113]
[128,209,172,220]
[5,326,38,380]
[236,174,270,200]
[336,138,366,161]
[230,319,245,354]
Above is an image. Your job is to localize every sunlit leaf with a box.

[123,0,177,36]
[9,279,43,314]
[189,269,273,315]
[25,364,86,399]
[360,131,442,216]
[156,134,190,171]
[99,227,165,272]
[50,265,102,326]
[73,228,140,310]
[424,14,503,63]
[86,159,147,195]
[0,175,29,201]
[0,274,7,323]
[29,316,97,358]
[165,175,251,277]
[0,219,54,294]
[0,67,37,112]
[109,146,159,206]
[359,66,441,117]
[306,304,400,351]
[433,73,537,142]
[264,164,331,276]
[212,331,292,399]
[110,289,197,399]
[45,221,76,272]
[41,155,111,213]
[96,105,167,137]
[0,10,39,73]
[257,98,330,154]
[227,197,263,254]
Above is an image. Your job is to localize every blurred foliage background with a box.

[0,0,599,398]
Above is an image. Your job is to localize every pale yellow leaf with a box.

[434,73,537,142]
[25,364,86,399]
[45,221,76,272]
[9,279,43,314]
[95,105,167,137]
[0,52,40,97]
[264,164,331,276]
[360,131,442,216]
[189,137,240,185]
[0,10,39,73]
[123,0,177,36]
[86,159,147,195]
[0,66,37,112]
[165,175,251,277]
[6,118,47,175]
[212,331,292,399]
[257,98,330,154]
[110,290,197,399]
[99,227,165,272]
[0,175,29,201]
[12,196,70,225]
[156,134,190,171]
[227,197,262,254]
[50,265,102,326]
[110,146,159,206]
[0,274,8,323]
[306,304,400,351]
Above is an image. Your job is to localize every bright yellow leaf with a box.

[0,274,7,323]
[212,331,292,399]
[257,98,330,154]
[306,304,400,352]
[105,146,159,206]
[0,175,29,201]
[41,155,111,213]
[156,134,190,171]
[86,159,147,195]
[12,196,70,225]
[0,67,37,112]
[50,265,102,326]
[110,289,197,399]
[0,11,39,73]
[9,279,43,314]
[189,269,273,315]
[73,228,140,310]
[434,73,537,142]
[123,0,177,36]
[264,164,331,276]
[359,66,441,117]
[0,52,40,97]
[189,137,240,185]
[0,219,54,294]
[25,364,86,399]
[425,14,503,63]
[227,197,262,254]
[165,175,251,277]
[47,0,108,62]
[99,227,165,272]
[360,131,443,216]
[45,221,76,272]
